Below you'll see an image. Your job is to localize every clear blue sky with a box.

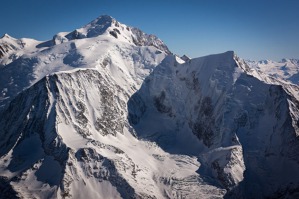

[1,0,298,61]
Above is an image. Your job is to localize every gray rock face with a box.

[0,43,13,59]
[131,28,171,54]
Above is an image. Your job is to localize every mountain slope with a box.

[128,51,299,198]
[1,49,299,198]
[0,69,226,199]
[0,15,169,111]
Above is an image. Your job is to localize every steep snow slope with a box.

[0,15,169,111]
[0,69,226,199]
[128,51,299,198]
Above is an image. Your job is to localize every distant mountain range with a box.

[246,59,299,84]
[0,15,299,199]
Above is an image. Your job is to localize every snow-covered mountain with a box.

[1,15,299,199]
[246,59,299,85]
[0,15,169,111]
[129,52,299,198]
[0,33,41,65]
[244,59,299,124]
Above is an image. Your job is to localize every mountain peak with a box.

[281,58,295,62]
[52,15,171,54]
[0,33,16,40]
[225,50,235,57]
[280,58,299,64]
[180,54,191,62]
[86,14,116,29]
[0,34,19,59]
[1,33,11,39]
[93,15,115,24]
[258,59,272,64]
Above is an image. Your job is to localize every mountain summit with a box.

[1,16,299,199]
[51,15,170,54]
[0,15,169,111]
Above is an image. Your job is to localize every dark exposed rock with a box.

[190,97,216,147]
[154,91,172,115]
[0,176,19,199]
[113,28,121,34]
[131,28,171,54]
[109,30,118,38]
[235,112,248,127]
[128,93,146,125]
